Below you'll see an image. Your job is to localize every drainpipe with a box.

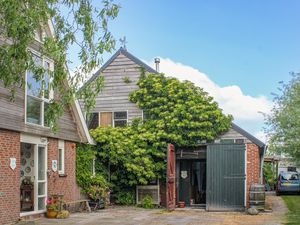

[260,145,268,184]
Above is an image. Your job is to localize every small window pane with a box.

[44,61,50,99]
[114,111,127,119]
[44,102,49,127]
[143,110,150,120]
[235,139,245,144]
[27,70,42,97]
[114,120,127,127]
[38,183,45,195]
[38,197,46,210]
[38,146,45,180]
[58,149,63,171]
[26,96,42,125]
[27,55,42,97]
[87,113,99,129]
[220,139,235,144]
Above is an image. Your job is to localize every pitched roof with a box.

[232,123,265,148]
[83,47,157,87]
[48,20,94,145]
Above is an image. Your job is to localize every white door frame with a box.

[20,134,48,217]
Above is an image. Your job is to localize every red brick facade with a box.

[0,129,21,225]
[0,129,81,224]
[246,143,261,207]
[47,139,81,201]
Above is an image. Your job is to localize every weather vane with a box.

[119,36,127,50]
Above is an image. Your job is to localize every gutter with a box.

[74,99,95,145]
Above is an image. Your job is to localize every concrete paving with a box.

[22,196,287,225]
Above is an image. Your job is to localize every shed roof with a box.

[232,123,265,148]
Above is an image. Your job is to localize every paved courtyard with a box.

[24,196,287,225]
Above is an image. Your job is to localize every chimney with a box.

[154,58,160,73]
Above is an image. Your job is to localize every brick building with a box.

[0,21,93,224]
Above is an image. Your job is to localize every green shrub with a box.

[76,144,111,206]
[115,190,135,205]
[141,195,154,209]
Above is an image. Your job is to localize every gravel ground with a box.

[21,195,288,225]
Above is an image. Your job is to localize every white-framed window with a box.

[58,140,65,175]
[26,52,54,126]
[99,111,128,128]
[113,111,127,127]
[142,110,150,121]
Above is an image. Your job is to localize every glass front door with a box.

[35,145,47,212]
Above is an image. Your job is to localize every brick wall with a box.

[246,143,261,207]
[0,129,20,225]
[47,138,81,201]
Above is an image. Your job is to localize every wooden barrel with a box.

[249,184,265,210]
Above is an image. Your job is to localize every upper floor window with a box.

[142,110,150,121]
[86,111,128,129]
[95,111,127,128]
[113,111,127,127]
[26,53,53,126]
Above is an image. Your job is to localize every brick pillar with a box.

[246,143,260,207]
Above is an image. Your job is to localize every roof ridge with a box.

[231,122,265,148]
[82,47,157,89]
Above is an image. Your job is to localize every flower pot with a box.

[178,201,185,208]
[46,209,58,218]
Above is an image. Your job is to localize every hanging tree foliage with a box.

[91,72,232,188]
[266,72,300,164]
[0,0,119,131]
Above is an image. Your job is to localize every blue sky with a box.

[105,0,300,97]
[68,0,300,141]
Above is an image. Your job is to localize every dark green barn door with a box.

[206,144,245,211]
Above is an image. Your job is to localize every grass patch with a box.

[282,195,300,224]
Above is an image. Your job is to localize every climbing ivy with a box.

[130,73,233,146]
[91,72,232,191]
[90,120,166,187]
[76,144,110,195]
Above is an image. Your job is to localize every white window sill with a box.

[25,122,51,130]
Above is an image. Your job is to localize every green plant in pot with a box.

[87,185,110,210]
[46,198,59,218]
[46,195,66,218]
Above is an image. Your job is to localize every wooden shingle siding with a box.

[0,32,87,142]
[0,80,81,142]
[219,128,250,143]
[86,52,144,124]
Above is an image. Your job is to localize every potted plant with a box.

[46,198,59,218]
[87,185,110,210]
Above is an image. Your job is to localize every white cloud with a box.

[254,131,268,143]
[146,58,272,140]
